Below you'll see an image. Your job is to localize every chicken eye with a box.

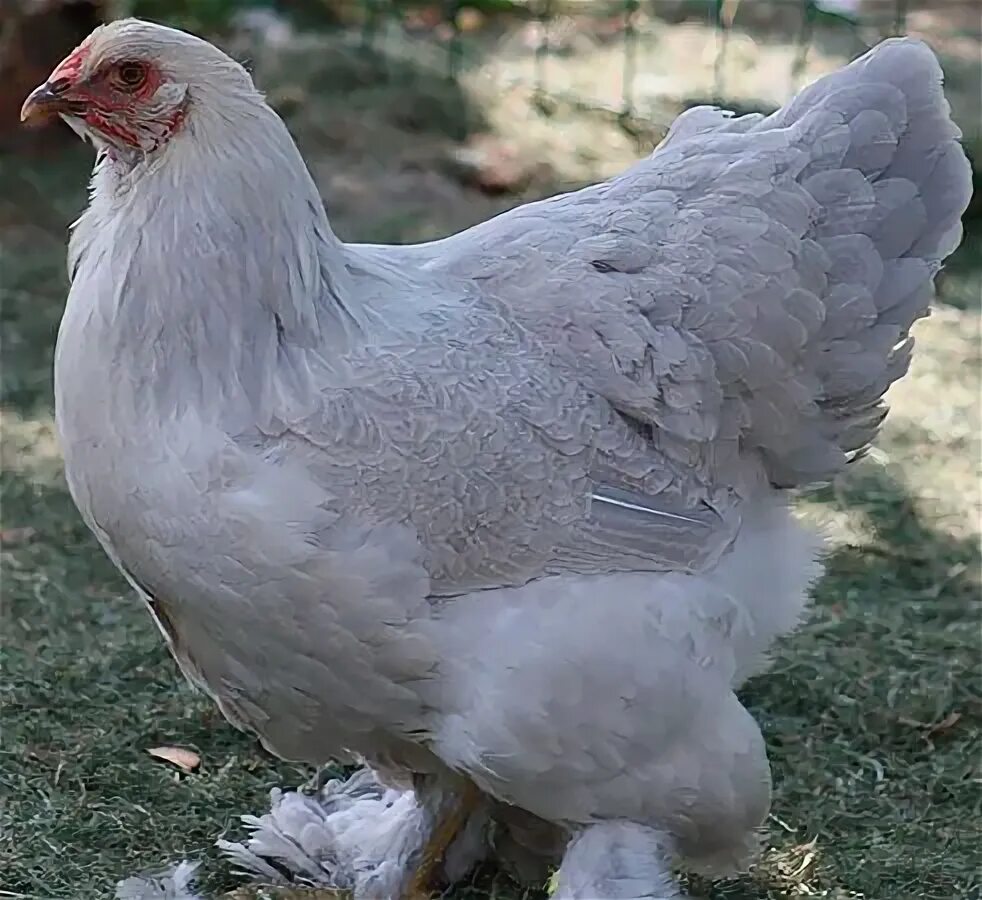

[115,61,147,88]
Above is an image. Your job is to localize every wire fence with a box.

[347,0,980,131]
[8,1,974,150]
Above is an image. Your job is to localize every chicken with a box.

[23,19,971,899]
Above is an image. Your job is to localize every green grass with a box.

[2,76,981,900]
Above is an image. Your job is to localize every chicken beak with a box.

[20,78,77,124]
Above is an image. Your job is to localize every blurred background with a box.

[3,0,980,240]
[1,2,979,899]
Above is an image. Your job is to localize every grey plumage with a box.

[48,21,970,898]
[555,823,683,899]
[115,861,204,900]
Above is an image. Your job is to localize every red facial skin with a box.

[47,42,185,153]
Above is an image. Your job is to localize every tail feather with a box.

[756,38,970,484]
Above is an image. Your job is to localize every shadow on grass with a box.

[732,463,981,900]
[0,145,90,421]
[939,226,982,311]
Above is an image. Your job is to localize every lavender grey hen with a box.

[24,19,971,899]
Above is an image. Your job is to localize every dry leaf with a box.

[925,711,961,738]
[898,711,962,740]
[147,746,201,773]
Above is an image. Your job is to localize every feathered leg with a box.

[220,768,487,900]
[554,822,685,900]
